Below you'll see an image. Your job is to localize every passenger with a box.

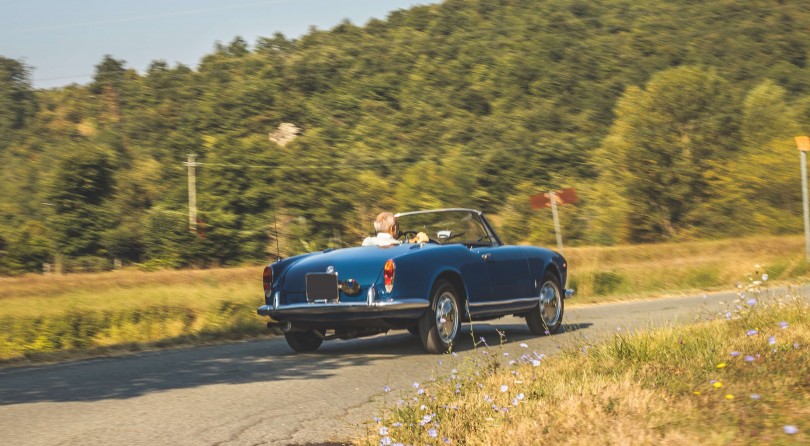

[362,212,429,246]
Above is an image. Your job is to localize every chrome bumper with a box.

[257,299,429,317]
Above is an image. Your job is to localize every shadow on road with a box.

[0,321,591,406]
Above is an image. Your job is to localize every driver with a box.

[362,212,428,246]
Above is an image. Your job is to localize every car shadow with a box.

[0,321,592,406]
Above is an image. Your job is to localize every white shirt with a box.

[362,233,401,247]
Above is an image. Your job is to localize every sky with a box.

[1,0,439,89]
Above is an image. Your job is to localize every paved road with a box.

[0,286,803,445]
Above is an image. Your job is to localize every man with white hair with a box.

[362,212,429,246]
[362,212,401,246]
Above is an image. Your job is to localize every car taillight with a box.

[263,266,273,292]
[383,259,395,293]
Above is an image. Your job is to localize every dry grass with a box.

[359,289,809,445]
[565,235,809,302]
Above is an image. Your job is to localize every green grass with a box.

[358,290,809,445]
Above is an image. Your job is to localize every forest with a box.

[2,0,810,274]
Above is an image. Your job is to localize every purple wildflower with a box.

[779,321,789,329]
[428,428,438,438]
[384,385,391,393]
[750,394,761,400]
[768,336,776,345]
[519,342,529,348]
[744,355,755,362]
[531,359,541,367]
[500,384,509,393]
[380,436,392,446]
[379,426,389,436]
[392,422,402,428]
[746,329,758,336]
[784,425,799,435]
[730,351,740,357]
[746,298,757,306]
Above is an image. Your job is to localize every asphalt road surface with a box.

[1,286,804,446]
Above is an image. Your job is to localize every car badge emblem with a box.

[326,266,334,273]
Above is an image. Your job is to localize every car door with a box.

[471,246,532,300]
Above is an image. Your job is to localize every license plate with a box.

[306,273,339,302]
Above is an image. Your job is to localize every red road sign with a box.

[531,188,577,210]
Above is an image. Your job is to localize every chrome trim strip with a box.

[468,296,541,307]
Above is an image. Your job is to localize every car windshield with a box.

[396,210,494,246]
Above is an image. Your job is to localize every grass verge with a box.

[358,287,808,445]
[0,234,808,365]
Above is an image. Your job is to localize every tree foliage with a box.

[2,0,810,273]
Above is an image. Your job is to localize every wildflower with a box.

[380,436,392,446]
[750,394,760,400]
[519,343,528,348]
[779,321,789,329]
[379,426,389,436]
[794,342,800,349]
[500,384,509,393]
[713,381,723,389]
[384,385,391,393]
[420,414,434,426]
[693,391,701,395]
[479,336,488,347]
[724,311,732,320]
[616,326,622,332]
[746,298,757,306]
[443,437,451,444]
[392,422,402,428]
[503,352,510,357]
[716,362,727,369]
[451,368,457,374]
[725,394,734,400]
[517,393,525,401]
[373,417,381,423]
[784,425,799,435]
[744,355,755,362]
[420,405,427,411]
[768,336,776,345]
[417,388,424,395]
[762,273,768,282]
[730,351,740,357]
[746,329,758,336]
[545,329,551,335]
[531,359,541,367]
[428,428,438,438]
[512,398,519,406]
[703,294,708,300]
[508,360,516,365]
[413,382,420,389]
[484,394,491,402]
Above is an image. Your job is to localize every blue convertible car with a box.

[257,209,573,353]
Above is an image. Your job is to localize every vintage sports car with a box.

[257,208,574,353]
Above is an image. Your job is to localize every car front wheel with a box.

[526,271,564,335]
[418,280,461,354]
[284,329,324,352]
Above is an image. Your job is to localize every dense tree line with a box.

[2,0,810,274]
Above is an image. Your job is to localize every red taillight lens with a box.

[263,266,273,292]
[383,259,395,292]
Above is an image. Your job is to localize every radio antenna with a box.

[273,206,282,261]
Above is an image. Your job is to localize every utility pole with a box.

[549,190,564,253]
[796,136,810,260]
[185,154,197,232]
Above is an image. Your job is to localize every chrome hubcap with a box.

[435,292,459,344]
[539,282,561,326]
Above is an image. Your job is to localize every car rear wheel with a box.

[526,271,564,335]
[418,280,461,354]
[284,329,324,352]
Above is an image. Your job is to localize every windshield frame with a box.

[395,208,503,247]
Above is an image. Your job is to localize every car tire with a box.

[418,279,461,354]
[284,330,324,352]
[526,271,564,335]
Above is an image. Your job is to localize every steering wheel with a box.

[398,230,419,242]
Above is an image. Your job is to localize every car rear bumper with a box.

[257,299,429,322]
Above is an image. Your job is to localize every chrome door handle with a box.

[481,253,492,261]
